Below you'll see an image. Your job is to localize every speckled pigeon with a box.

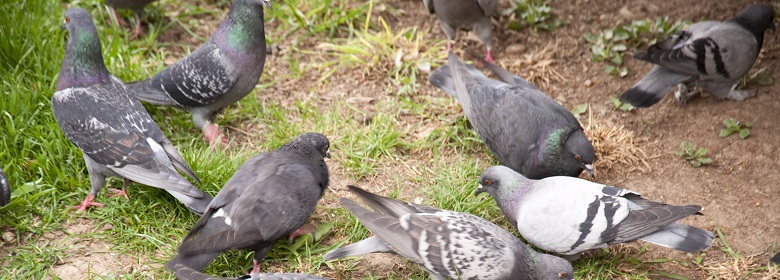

[0,167,9,206]
[429,52,595,179]
[172,264,329,280]
[324,185,574,280]
[52,7,212,214]
[477,166,715,258]
[105,0,157,40]
[127,0,271,146]
[166,133,330,273]
[423,0,497,62]
[620,4,775,107]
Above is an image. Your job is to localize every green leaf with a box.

[699,157,713,165]
[571,103,588,118]
[612,44,628,52]
[695,148,707,157]
[719,129,732,138]
[739,129,750,139]
[723,118,736,127]
[754,75,774,86]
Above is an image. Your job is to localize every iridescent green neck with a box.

[221,2,266,50]
[540,127,567,161]
[57,25,110,90]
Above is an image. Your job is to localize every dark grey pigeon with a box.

[423,0,497,62]
[620,4,775,107]
[104,0,157,40]
[429,52,595,179]
[324,185,574,280]
[127,0,271,146]
[477,166,715,258]
[166,133,330,273]
[172,264,329,280]
[52,8,212,214]
[772,252,780,264]
[0,167,9,206]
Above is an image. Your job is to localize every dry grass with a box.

[496,42,563,91]
[583,118,656,176]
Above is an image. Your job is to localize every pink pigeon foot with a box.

[203,123,227,147]
[447,41,453,51]
[73,194,104,212]
[109,7,128,27]
[129,14,143,40]
[288,224,315,243]
[246,259,262,275]
[107,178,131,199]
[484,50,494,63]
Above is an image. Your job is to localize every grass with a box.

[1,0,777,279]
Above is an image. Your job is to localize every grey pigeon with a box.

[166,133,330,273]
[772,252,780,264]
[620,4,775,107]
[0,167,9,206]
[477,166,715,258]
[105,0,157,40]
[127,0,271,146]
[324,185,574,280]
[429,52,595,179]
[172,264,329,280]
[52,8,212,214]
[423,0,497,62]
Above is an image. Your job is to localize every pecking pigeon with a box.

[104,0,157,40]
[127,0,272,146]
[429,52,595,179]
[422,0,497,62]
[324,185,574,280]
[172,264,329,280]
[620,4,776,107]
[53,7,212,214]
[0,167,9,206]
[477,166,715,258]
[166,133,330,273]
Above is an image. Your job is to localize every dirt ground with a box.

[27,0,780,278]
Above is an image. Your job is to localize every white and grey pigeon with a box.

[104,0,157,40]
[52,8,212,214]
[172,264,329,280]
[324,185,575,280]
[166,133,330,273]
[0,167,9,206]
[619,4,775,107]
[429,52,595,179]
[477,166,715,258]
[423,0,497,62]
[126,0,272,146]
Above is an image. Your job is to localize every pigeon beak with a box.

[584,164,594,178]
[262,0,272,11]
[325,151,331,158]
[474,184,486,196]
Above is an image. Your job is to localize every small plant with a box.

[584,17,687,77]
[570,103,588,120]
[504,0,563,32]
[676,141,713,167]
[607,96,635,112]
[719,118,751,139]
[737,66,774,88]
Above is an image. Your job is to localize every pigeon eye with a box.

[64,16,70,24]
[558,271,567,278]
[574,154,581,160]
[484,180,491,186]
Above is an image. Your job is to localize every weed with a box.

[675,141,713,167]
[719,118,751,139]
[571,103,588,120]
[504,0,563,32]
[607,96,635,112]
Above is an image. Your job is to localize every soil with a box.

[18,0,780,279]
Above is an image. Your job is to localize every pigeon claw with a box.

[106,188,130,200]
[288,224,315,243]
[484,50,494,63]
[73,194,104,212]
[203,123,227,147]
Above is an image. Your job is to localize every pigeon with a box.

[52,7,212,214]
[619,4,776,107]
[324,185,574,280]
[429,52,595,179]
[0,167,9,206]
[423,0,497,62]
[172,264,329,280]
[477,165,715,258]
[104,0,157,40]
[126,0,272,146]
[166,133,330,273]
[772,252,780,264]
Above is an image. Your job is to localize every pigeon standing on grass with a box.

[619,4,776,107]
[53,8,212,214]
[423,0,497,62]
[0,167,9,206]
[166,133,330,273]
[127,0,272,146]
[429,52,595,179]
[172,264,329,280]
[104,0,157,40]
[477,166,715,258]
[324,185,574,280]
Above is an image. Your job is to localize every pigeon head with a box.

[475,166,527,197]
[57,8,110,91]
[536,254,574,280]
[731,4,775,47]
[218,0,272,52]
[281,133,331,160]
[563,129,596,178]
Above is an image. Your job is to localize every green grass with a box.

[1,0,776,279]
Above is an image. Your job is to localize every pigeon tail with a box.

[167,189,213,216]
[166,251,221,272]
[324,236,391,259]
[638,223,714,252]
[125,80,180,106]
[619,66,690,107]
[771,252,780,264]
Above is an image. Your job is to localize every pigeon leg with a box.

[674,83,698,104]
[251,259,262,274]
[108,7,128,27]
[723,89,756,101]
[203,122,227,147]
[288,224,316,243]
[107,178,131,200]
[129,13,143,40]
[484,49,494,63]
[73,194,104,212]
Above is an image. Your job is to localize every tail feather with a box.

[173,264,218,280]
[126,80,179,106]
[323,236,391,260]
[166,251,222,272]
[428,64,458,98]
[619,66,690,107]
[771,252,780,264]
[167,190,213,216]
[639,222,714,252]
